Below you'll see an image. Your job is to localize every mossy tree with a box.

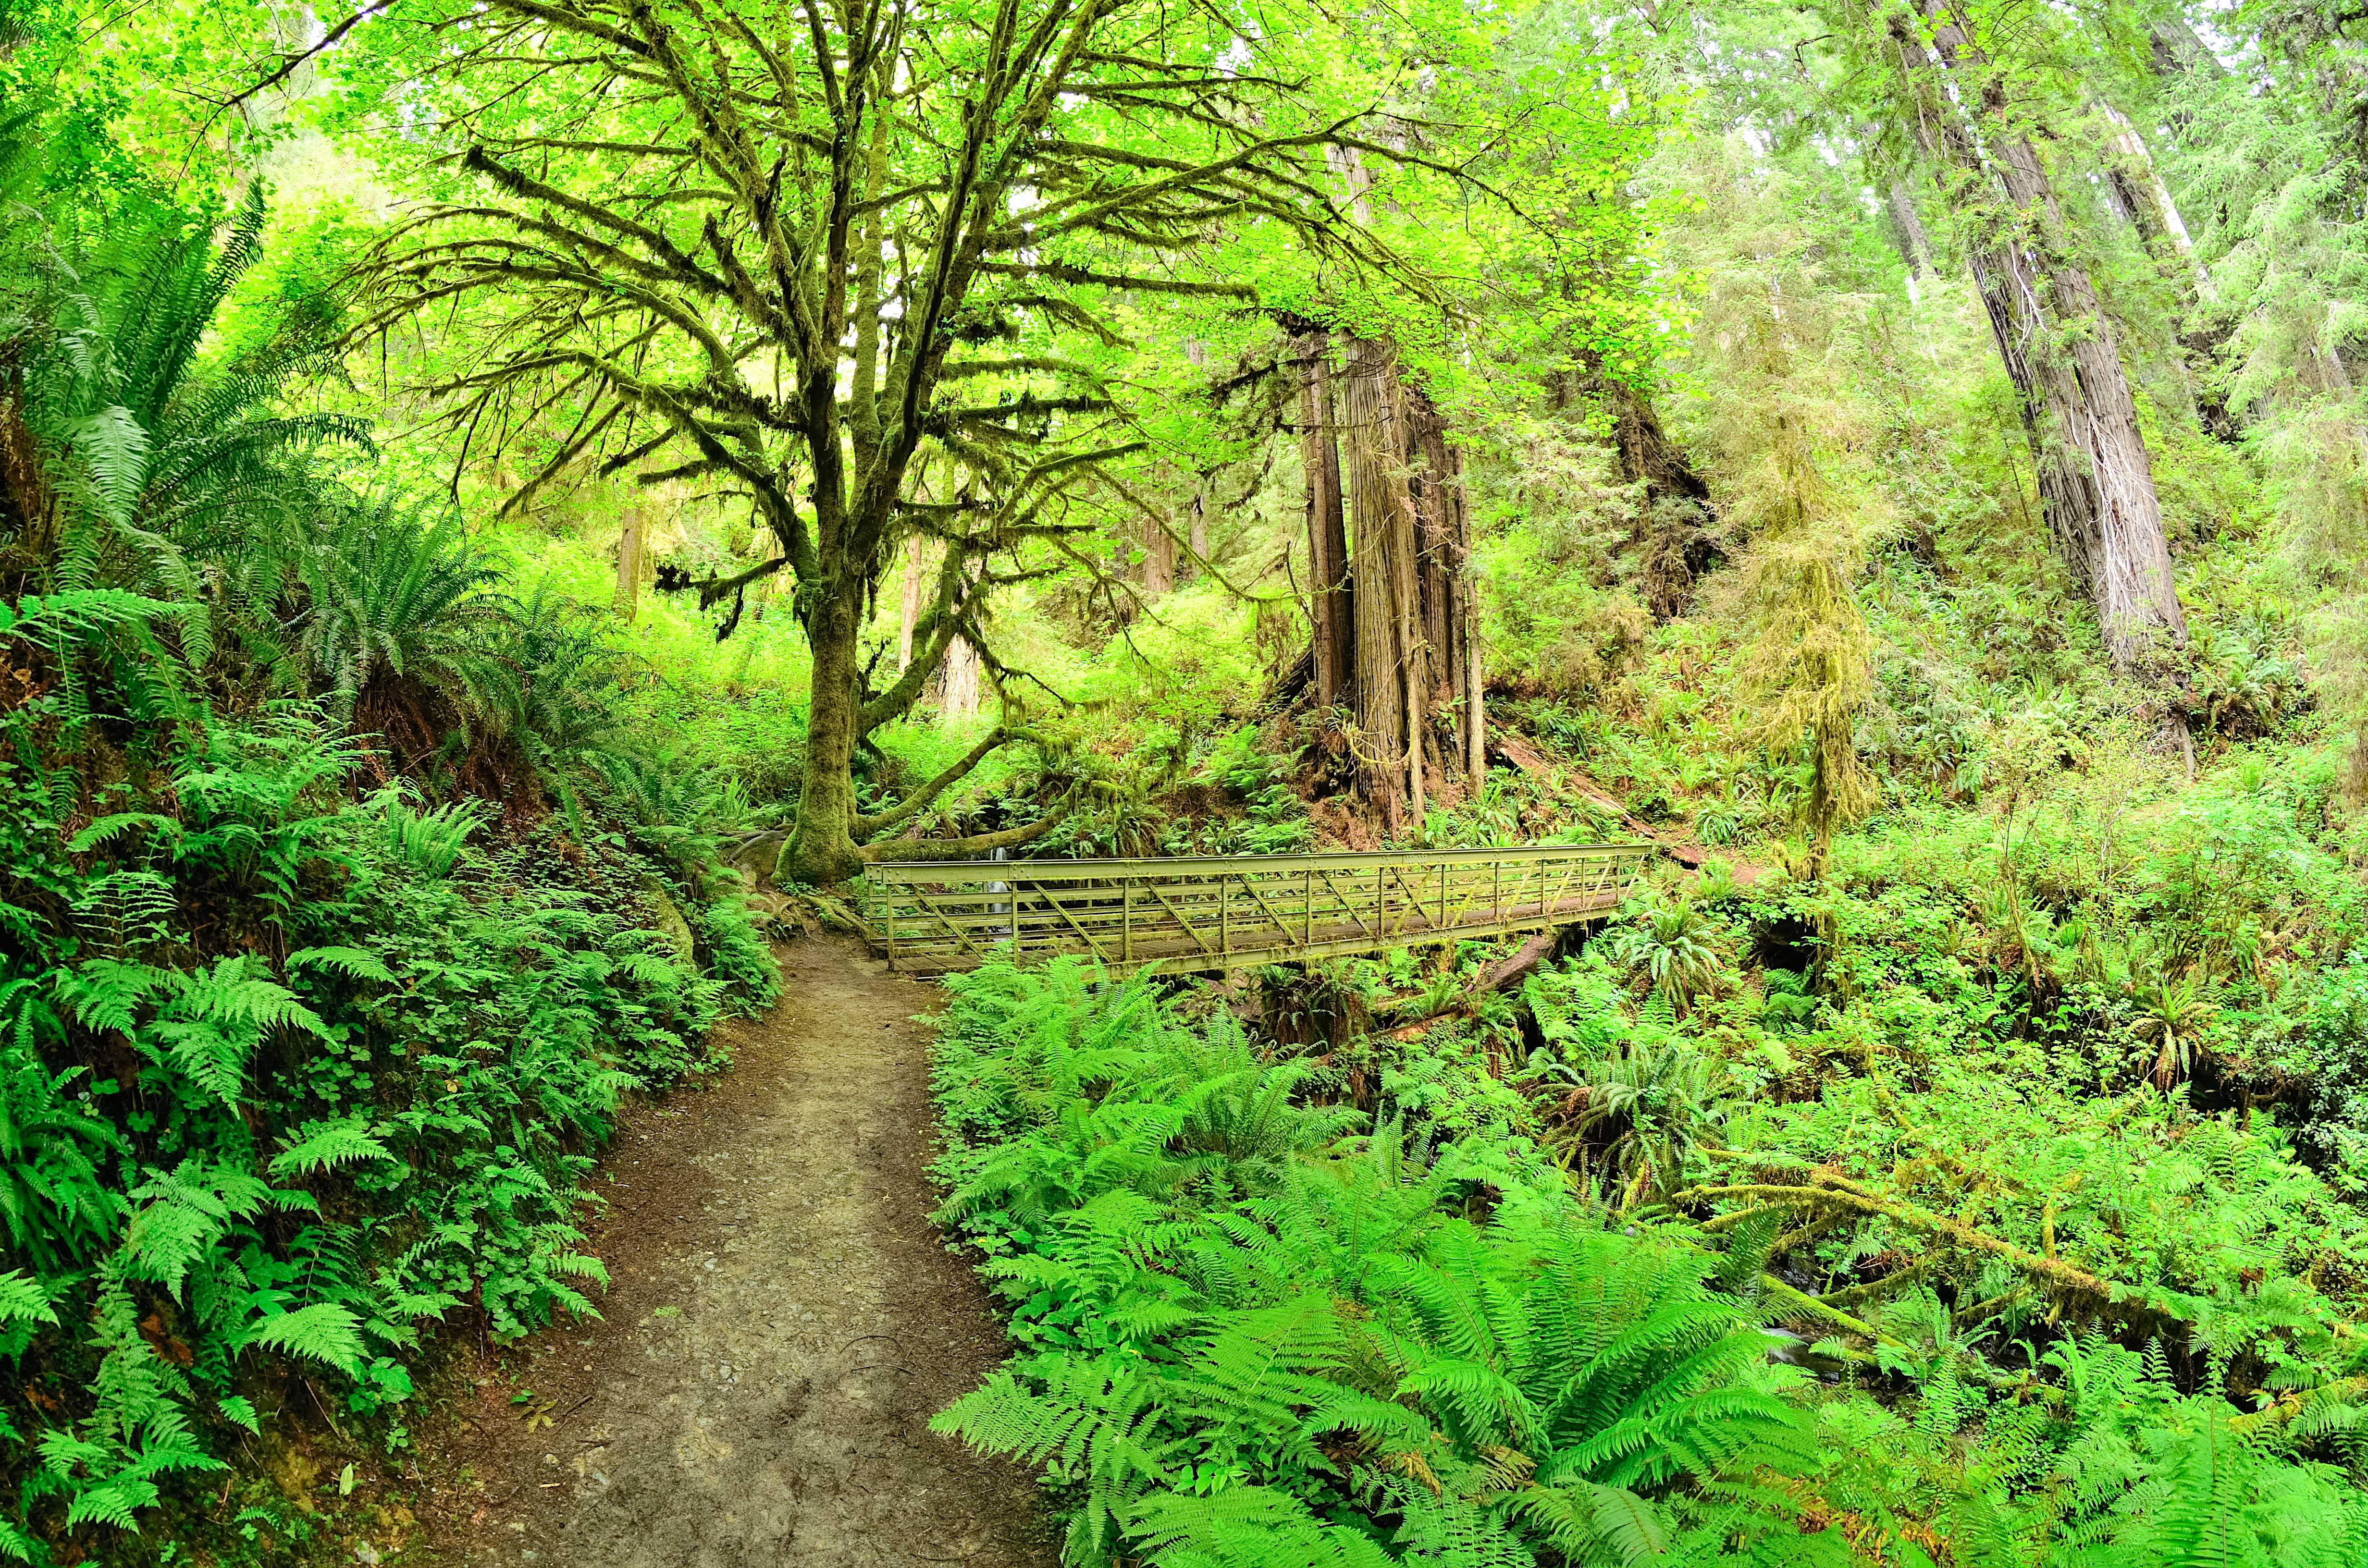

[343,0,1386,883]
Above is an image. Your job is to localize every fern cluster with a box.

[934,962,2368,1567]
[0,678,776,1558]
[930,961,1836,1567]
[0,88,783,1555]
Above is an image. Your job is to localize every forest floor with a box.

[400,937,1053,1568]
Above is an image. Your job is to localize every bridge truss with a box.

[864,843,1653,977]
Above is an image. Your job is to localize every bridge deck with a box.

[864,843,1653,976]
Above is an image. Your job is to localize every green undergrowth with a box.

[928,958,1827,1567]
[0,687,776,1562]
[930,958,2368,1566]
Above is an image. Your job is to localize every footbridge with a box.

[864,843,1654,977]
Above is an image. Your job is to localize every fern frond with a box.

[268,1120,397,1179]
[238,1302,366,1376]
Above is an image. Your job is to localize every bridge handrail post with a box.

[1123,879,1134,968]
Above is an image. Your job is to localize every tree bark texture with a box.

[784,589,866,885]
[1296,330,1354,710]
[1892,2,2189,672]
[1886,180,1934,277]
[942,635,983,720]
[898,537,924,673]
[1338,335,1481,826]
[1577,369,1717,621]
[1407,388,1477,779]
[1141,510,1177,596]
[1342,334,1422,833]
[2098,102,2216,303]
[613,507,642,623]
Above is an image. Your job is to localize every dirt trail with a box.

[411,937,1051,1568]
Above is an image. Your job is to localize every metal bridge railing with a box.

[865,843,1654,977]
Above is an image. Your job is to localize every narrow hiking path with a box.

[407,938,1052,1568]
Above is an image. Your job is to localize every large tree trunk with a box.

[1342,334,1423,833]
[1407,388,1476,781]
[613,505,642,623]
[942,635,982,720]
[2098,102,2216,304]
[1578,370,1717,620]
[1886,180,1933,278]
[784,587,867,886]
[898,536,924,672]
[1296,328,1354,710]
[1184,338,1211,584]
[1141,511,1176,596]
[1893,3,2189,673]
[2150,15,2225,80]
[1340,335,1481,821]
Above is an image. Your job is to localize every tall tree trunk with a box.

[2149,15,2225,80]
[1889,3,2189,673]
[1408,388,1475,780]
[2098,102,2216,303]
[1886,180,1933,278]
[936,544,987,721]
[1465,584,1484,783]
[1183,338,1211,584]
[1586,371,1717,620]
[1296,328,1354,710]
[1142,510,1176,596]
[784,588,866,885]
[898,536,924,672]
[613,506,642,623]
[942,633,983,720]
[1342,334,1422,833]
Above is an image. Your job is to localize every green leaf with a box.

[241,1303,367,1376]
[0,1272,59,1330]
[286,945,396,984]
[269,1120,397,1179]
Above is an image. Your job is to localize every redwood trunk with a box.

[613,508,642,622]
[1408,388,1475,780]
[1142,511,1176,596]
[1589,371,1715,621]
[1898,3,2189,671]
[1886,181,1933,277]
[1342,334,1421,832]
[898,536,924,671]
[1297,330,1353,710]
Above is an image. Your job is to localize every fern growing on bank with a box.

[0,692,773,1556]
